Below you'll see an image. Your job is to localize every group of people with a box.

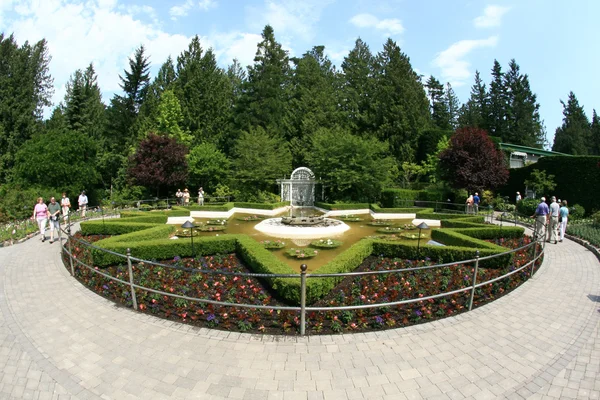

[465,192,481,214]
[531,196,569,243]
[176,187,204,206]
[31,191,88,243]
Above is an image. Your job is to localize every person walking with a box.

[547,196,560,244]
[31,197,49,242]
[559,200,569,242]
[78,190,88,218]
[516,191,522,203]
[473,192,481,214]
[176,189,183,206]
[47,197,61,243]
[60,192,71,223]
[531,197,549,241]
[466,195,474,214]
[198,187,204,206]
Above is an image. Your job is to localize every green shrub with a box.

[370,204,428,213]
[233,201,289,210]
[567,223,600,247]
[173,203,234,211]
[592,211,600,226]
[80,220,160,236]
[570,204,586,220]
[380,189,421,207]
[314,202,370,210]
[516,198,539,217]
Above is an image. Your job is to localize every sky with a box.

[0,0,598,147]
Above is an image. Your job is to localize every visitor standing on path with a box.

[198,187,204,206]
[516,191,522,203]
[31,197,49,242]
[78,191,88,218]
[473,192,480,214]
[559,200,569,243]
[47,197,61,244]
[547,196,560,244]
[60,192,71,223]
[176,189,183,206]
[531,197,549,241]
[183,189,190,206]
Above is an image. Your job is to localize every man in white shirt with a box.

[78,190,88,218]
[547,196,560,244]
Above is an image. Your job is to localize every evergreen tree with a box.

[552,92,591,155]
[591,110,600,156]
[104,45,151,152]
[487,60,507,140]
[371,38,430,163]
[340,38,375,134]
[445,82,460,130]
[0,34,53,182]
[503,59,544,147]
[288,46,341,165]
[458,70,488,129]
[175,36,231,146]
[63,63,105,139]
[425,76,450,130]
[235,25,291,134]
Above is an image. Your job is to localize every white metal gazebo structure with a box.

[277,167,318,206]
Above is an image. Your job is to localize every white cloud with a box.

[169,0,194,20]
[198,0,217,11]
[432,36,498,86]
[349,13,404,36]
[248,0,334,43]
[474,5,510,28]
[1,0,192,109]
[211,31,262,68]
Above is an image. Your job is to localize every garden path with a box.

[0,224,599,399]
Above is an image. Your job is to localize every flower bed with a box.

[198,225,227,232]
[206,219,228,225]
[310,239,343,249]
[335,215,363,222]
[368,220,393,227]
[286,248,319,258]
[399,232,428,240]
[376,227,404,234]
[261,239,286,249]
[64,234,539,335]
[237,215,265,222]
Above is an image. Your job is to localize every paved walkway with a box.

[0,227,599,400]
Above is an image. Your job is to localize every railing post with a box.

[468,250,480,311]
[531,239,538,277]
[300,264,307,336]
[67,231,75,276]
[127,248,138,311]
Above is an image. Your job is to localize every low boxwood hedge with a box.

[370,204,430,213]
[233,201,290,210]
[314,202,370,210]
[80,220,161,236]
[171,203,235,212]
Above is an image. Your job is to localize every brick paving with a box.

[0,226,598,399]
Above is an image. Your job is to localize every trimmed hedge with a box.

[171,203,235,212]
[380,188,445,207]
[233,201,290,210]
[314,202,370,210]
[370,204,429,214]
[501,155,600,215]
[80,220,161,236]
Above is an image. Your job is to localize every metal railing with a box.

[60,214,547,335]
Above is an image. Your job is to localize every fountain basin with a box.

[255,217,350,239]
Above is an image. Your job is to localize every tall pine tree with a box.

[591,110,600,156]
[235,25,291,135]
[486,60,508,140]
[425,76,450,131]
[552,92,591,155]
[458,70,488,129]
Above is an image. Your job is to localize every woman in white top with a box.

[61,192,71,222]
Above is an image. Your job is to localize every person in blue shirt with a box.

[473,192,481,214]
[559,200,569,242]
[531,197,549,241]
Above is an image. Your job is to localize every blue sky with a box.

[0,0,598,147]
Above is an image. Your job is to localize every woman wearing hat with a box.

[516,191,522,203]
[183,189,190,206]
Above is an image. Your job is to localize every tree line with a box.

[0,26,596,218]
